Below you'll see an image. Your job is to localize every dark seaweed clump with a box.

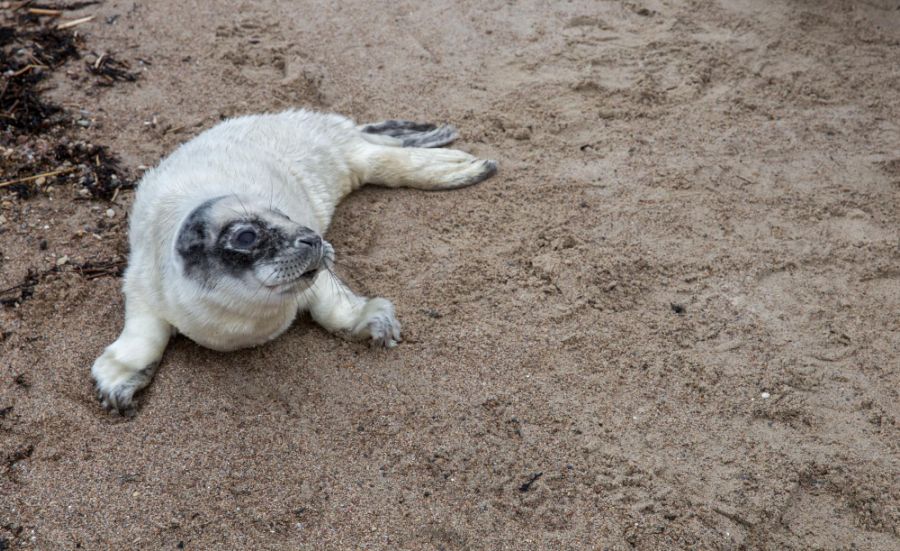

[87,52,138,85]
[0,9,134,199]
[0,23,79,132]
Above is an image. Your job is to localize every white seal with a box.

[91,110,497,413]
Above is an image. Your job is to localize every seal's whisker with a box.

[323,266,344,298]
[262,285,276,306]
[306,279,320,305]
[325,256,370,291]
[328,259,360,272]
[325,265,356,305]
[247,266,281,305]
[222,206,249,219]
[323,267,341,300]
[293,290,303,316]
[233,193,250,217]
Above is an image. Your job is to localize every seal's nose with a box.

[294,233,321,249]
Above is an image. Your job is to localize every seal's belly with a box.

[173,304,298,352]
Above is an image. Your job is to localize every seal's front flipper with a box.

[92,304,171,416]
[306,271,401,348]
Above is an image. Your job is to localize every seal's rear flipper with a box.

[360,120,437,135]
[360,120,459,148]
[358,144,497,190]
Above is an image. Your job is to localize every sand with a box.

[2,0,899,549]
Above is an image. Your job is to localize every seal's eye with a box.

[234,229,258,248]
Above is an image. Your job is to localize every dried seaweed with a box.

[30,2,103,10]
[0,269,39,307]
[0,22,80,132]
[0,257,125,307]
[55,141,134,199]
[71,258,126,279]
[0,9,135,199]
[87,52,138,85]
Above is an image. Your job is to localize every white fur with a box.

[91,110,496,411]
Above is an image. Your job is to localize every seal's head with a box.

[174,195,331,300]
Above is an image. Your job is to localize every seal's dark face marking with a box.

[175,197,221,279]
[175,196,325,292]
[214,218,286,275]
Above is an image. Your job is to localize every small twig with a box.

[0,281,30,296]
[28,8,62,16]
[8,64,47,77]
[72,260,125,280]
[809,348,857,362]
[0,167,77,189]
[1,258,124,300]
[712,506,754,528]
[57,15,95,30]
[518,472,543,492]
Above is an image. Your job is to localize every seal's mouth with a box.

[264,281,302,294]
[262,264,323,293]
[256,239,332,294]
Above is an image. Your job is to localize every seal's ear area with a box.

[175,199,219,275]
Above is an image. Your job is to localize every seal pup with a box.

[91,110,497,413]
